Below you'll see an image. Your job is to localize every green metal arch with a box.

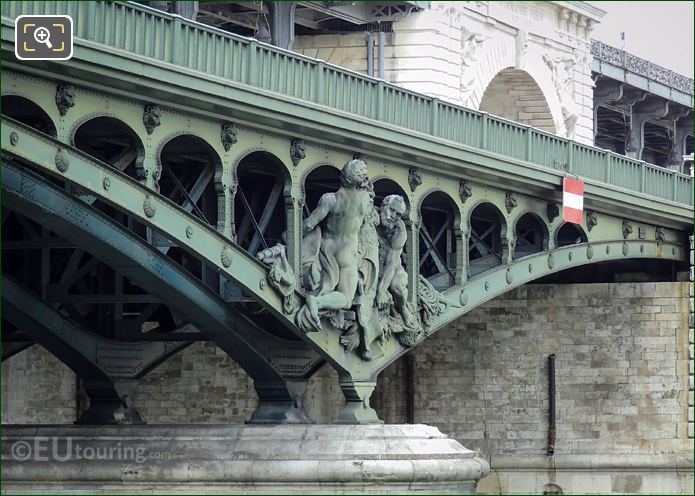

[415,186,463,221]
[233,145,294,178]
[553,221,589,246]
[233,147,294,193]
[512,211,551,253]
[465,197,509,230]
[2,117,688,391]
[1,160,322,419]
[68,111,145,153]
[1,92,57,137]
[373,238,685,377]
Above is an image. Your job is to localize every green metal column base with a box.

[249,381,316,424]
[76,380,145,425]
[75,400,145,426]
[335,381,382,424]
[247,401,316,424]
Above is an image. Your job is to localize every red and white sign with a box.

[562,178,584,225]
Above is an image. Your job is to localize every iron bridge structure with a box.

[1,1,692,424]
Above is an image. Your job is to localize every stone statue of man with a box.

[376,195,418,330]
[298,159,374,331]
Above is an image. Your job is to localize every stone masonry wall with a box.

[1,346,76,424]
[373,282,692,457]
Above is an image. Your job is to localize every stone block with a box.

[611,474,643,493]
[641,473,684,493]
[506,472,537,493]
[572,474,612,494]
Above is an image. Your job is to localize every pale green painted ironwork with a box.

[2,118,687,398]
[1,0,691,206]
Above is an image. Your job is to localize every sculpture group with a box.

[259,159,441,361]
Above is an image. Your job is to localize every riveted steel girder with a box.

[2,276,190,381]
[2,276,146,424]
[1,119,384,385]
[1,160,321,422]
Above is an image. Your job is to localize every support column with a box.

[670,112,694,172]
[267,1,296,50]
[171,1,198,20]
[250,380,314,424]
[77,380,144,425]
[404,217,420,308]
[689,235,694,439]
[285,185,303,283]
[627,96,669,160]
[335,376,381,424]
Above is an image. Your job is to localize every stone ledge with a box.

[489,453,694,471]
[1,424,489,494]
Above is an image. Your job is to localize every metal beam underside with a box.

[2,276,190,380]
[593,60,693,108]
[1,160,323,392]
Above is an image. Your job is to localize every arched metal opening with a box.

[419,191,460,290]
[234,151,289,255]
[71,118,181,337]
[159,135,221,290]
[372,178,408,208]
[642,122,671,167]
[73,117,144,180]
[514,213,549,259]
[469,202,506,277]
[158,135,221,228]
[303,164,341,213]
[1,95,56,137]
[556,223,588,247]
[479,68,556,134]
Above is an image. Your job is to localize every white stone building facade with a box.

[294,1,604,145]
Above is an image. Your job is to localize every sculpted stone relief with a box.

[257,159,441,361]
[460,31,487,105]
[543,53,580,138]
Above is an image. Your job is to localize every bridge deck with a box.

[1,0,692,210]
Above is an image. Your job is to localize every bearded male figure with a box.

[376,195,418,331]
[298,159,374,331]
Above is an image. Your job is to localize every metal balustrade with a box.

[1,0,692,205]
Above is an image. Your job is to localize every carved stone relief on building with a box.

[543,53,579,138]
[460,30,487,105]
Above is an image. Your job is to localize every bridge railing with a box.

[2,0,692,206]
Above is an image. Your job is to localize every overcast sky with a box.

[588,1,694,78]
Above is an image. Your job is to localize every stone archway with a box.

[463,40,566,136]
[479,68,557,134]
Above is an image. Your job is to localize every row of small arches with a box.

[3,95,588,291]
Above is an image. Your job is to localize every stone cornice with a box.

[551,1,606,22]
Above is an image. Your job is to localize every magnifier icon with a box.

[33,27,53,49]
